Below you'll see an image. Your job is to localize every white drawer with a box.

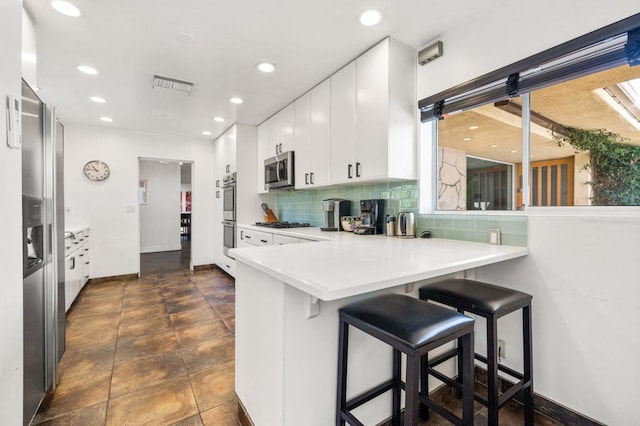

[220,258,236,277]
[238,229,273,247]
[273,234,300,245]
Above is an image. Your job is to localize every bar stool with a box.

[418,279,533,426]
[337,294,475,426]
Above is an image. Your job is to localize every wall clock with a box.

[83,160,110,181]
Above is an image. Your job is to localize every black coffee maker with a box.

[353,199,384,235]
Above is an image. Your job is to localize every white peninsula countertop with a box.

[231,225,528,301]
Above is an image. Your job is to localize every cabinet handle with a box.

[226,264,230,269]
[240,230,244,239]
[356,162,361,178]
[70,257,75,270]
[216,179,220,188]
[305,173,309,185]
[279,143,283,154]
[216,191,220,198]
[310,172,314,185]
[260,239,268,243]
[348,164,353,179]
[245,235,251,239]
[275,144,279,154]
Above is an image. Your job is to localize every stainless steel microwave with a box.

[264,151,294,190]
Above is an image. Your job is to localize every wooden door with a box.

[517,157,574,207]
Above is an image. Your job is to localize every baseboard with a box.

[89,273,139,283]
[140,244,182,254]
[193,264,215,272]
[474,366,605,426]
[237,400,254,426]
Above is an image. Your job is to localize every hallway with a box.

[33,253,239,425]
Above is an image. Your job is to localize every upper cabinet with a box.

[258,37,416,193]
[295,78,331,189]
[331,38,416,185]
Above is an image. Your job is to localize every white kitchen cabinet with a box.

[330,37,416,184]
[273,234,300,245]
[268,103,295,156]
[64,226,90,312]
[238,228,273,248]
[330,62,357,185]
[294,78,331,189]
[257,123,268,193]
[217,126,237,175]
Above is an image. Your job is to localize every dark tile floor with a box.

[34,240,560,425]
[33,242,240,426]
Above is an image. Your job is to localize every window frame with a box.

[420,13,640,215]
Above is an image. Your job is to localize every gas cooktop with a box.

[254,221,311,229]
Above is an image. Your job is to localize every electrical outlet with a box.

[498,339,506,361]
[488,228,501,245]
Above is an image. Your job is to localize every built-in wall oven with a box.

[221,172,236,258]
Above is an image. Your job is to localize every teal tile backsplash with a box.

[275,181,527,246]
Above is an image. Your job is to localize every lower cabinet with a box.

[64,226,90,312]
[238,227,317,249]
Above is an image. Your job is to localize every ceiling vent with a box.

[152,75,194,95]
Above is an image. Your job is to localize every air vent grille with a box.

[152,75,194,95]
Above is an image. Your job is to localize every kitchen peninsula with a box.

[230,228,527,425]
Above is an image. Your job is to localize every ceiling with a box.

[439,64,640,164]
[24,0,505,141]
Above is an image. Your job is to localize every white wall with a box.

[139,160,181,253]
[0,1,24,424]
[417,1,640,100]
[65,124,215,278]
[417,4,640,425]
[476,214,640,425]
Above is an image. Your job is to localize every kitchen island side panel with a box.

[235,263,285,425]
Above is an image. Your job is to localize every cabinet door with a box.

[273,234,300,245]
[330,62,357,185]
[309,79,331,187]
[223,126,237,173]
[257,122,269,193]
[294,92,311,189]
[213,138,225,264]
[279,103,295,152]
[356,39,389,181]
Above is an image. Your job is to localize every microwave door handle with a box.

[276,161,281,183]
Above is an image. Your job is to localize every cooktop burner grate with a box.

[254,221,311,229]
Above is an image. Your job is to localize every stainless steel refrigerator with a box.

[21,80,65,425]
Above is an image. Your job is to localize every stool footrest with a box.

[498,378,533,408]
[339,409,365,426]
[427,367,463,394]
[475,353,525,381]
[420,394,465,426]
[345,379,396,412]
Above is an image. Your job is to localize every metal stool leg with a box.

[523,305,534,426]
[461,331,475,425]
[336,319,349,426]
[419,352,429,421]
[487,316,499,426]
[404,355,420,426]
[392,349,401,426]
[456,308,465,397]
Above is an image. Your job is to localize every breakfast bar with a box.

[230,231,527,425]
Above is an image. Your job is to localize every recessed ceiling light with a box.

[463,137,472,141]
[51,0,81,17]
[213,117,225,122]
[90,96,106,103]
[358,9,383,26]
[510,150,518,153]
[256,62,276,73]
[229,97,243,104]
[202,130,212,136]
[490,144,498,148]
[468,125,479,130]
[77,65,98,75]
[100,116,113,122]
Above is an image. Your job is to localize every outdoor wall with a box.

[139,160,181,253]
[64,124,215,278]
[0,1,25,423]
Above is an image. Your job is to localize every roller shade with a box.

[420,13,640,122]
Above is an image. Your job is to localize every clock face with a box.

[83,160,110,181]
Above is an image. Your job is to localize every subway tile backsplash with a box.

[274,181,527,247]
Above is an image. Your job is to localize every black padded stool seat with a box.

[419,279,534,426]
[337,294,476,426]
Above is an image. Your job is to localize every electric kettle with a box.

[396,212,416,238]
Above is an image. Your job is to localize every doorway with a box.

[138,158,193,275]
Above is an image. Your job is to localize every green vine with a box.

[555,127,640,206]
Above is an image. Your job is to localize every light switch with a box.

[126,205,135,213]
